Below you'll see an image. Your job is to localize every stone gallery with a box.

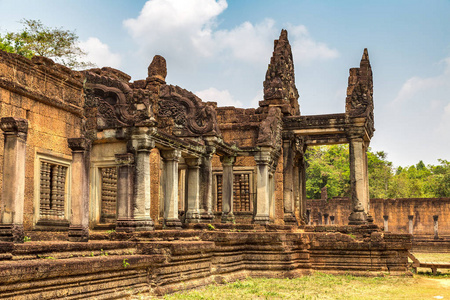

[0,30,412,298]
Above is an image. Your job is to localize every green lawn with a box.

[131,252,450,300]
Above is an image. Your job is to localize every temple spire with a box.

[259,29,300,116]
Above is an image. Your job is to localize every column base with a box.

[253,215,270,225]
[164,218,182,229]
[348,211,368,225]
[283,213,298,226]
[199,211,214,223]
[116,219,138,232]
[0,224,24,243]
[221,212,235,224]
[185,211,201,224]
[133,218,155,231]
[68,225,89,242]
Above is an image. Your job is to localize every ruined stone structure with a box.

[307,195,450,236]
[0,30,412,299]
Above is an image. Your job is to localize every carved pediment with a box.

[157,85,220,137]
[83,70,155,131]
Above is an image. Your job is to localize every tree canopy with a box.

[0,19,93,69]
[305,145,449,199]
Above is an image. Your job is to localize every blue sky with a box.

[1,0,449,167]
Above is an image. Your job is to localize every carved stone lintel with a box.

[0,117,28,134]
[68,138,91,152]
[115,153,134,165]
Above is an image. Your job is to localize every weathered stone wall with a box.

[0,227,411,299]
[0,51,84,230]
[307,197,450,236]
[215,107,263,148]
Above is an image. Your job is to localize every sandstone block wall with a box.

[307,197,450,236]
[0,51,84,230]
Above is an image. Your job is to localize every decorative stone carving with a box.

[257,107,283,149]
[158,84,220,136]
[345,49,375,134]
[84,70,156,130]
[261,29,300,116]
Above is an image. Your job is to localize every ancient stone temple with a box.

[0,30,411,299]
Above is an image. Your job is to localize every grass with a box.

[131,252,450,300]
[156,274,449,300]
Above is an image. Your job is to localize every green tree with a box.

[367,150,392,198]
[305,145,350,199]
[305,145,449,199]
[0,19,93,69]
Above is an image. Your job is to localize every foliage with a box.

[305,145,350,199]
[122,258,130,268]
[207,224,216,231]
[23,236,31,242]
[305,145,449,199]
[0,19,94,69]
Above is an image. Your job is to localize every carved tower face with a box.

[261,29,300,116]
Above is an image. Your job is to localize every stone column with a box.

[433,215,439,240]
[185,157,201,223]
[348,137,369,225]
[254,149,271,224]
[220,156,235,223]
[408,215,414,235]
[0,118,28,243]
[161,150,182,228]
[299,154,307,224]
[200,149,215,222]
[68,138,91,242]
[269,168,276,219]
[115,153,135,232]
[383,215,389,232]
[306,209,311,225]
[129,129,155,231]
[283,140,297,225]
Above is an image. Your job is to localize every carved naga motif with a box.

[158,84,220,136]
[83,70,155,130]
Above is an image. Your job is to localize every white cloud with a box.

[79,37,122,69]
[196,87,242,107]
[123,0,227,59]
[123,0,338,66]
[393,57,450,104]
[287,24,339,65]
